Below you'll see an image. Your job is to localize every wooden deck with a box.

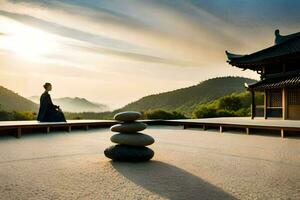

[0,117,299,138]
[161,117,300,138]
[0,120,118,138]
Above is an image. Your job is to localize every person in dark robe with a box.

[37,83,66,122]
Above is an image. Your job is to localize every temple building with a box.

[226,29,300,120]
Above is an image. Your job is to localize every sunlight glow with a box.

[0,19,59,62]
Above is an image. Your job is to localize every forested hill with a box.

[116,76,257,116]
[0,86,38,112]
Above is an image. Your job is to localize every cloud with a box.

[7,0,150,30]
[68,43,193,66]
[1,0,248,64]
[0,10,193,66]
[188,0,300,26]
[0,10,142,51]
[1,0,298,66]
[0,30,7,36]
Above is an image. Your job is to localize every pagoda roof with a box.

[226,30,300,70]
[248,70,300,90]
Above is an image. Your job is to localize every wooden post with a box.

[264,90,267,119]
[46,127,50,133]
[251,90,255,119]
[219,126,223,133]
[16,127,21,138]
[281,129,285,138]
[85,125,89,131]
[246,127,250,135]
[203,125,207,130]
[282,87,287,120]
[68,126,72,132]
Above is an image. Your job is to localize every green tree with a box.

[218,95,242,111]
[143,109,186,119]
[192,106,217,118]
[192,91,263,118]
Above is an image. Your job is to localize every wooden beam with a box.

[46,127,50,133]
[68,126,72,132]
[219,126,223,133]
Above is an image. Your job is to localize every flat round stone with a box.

[110,133,154,146]
[110,122,147,133]
[104,145,154,162]
[114,111,141,122]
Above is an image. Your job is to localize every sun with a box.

[0,21,59,62]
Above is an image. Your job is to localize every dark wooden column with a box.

[251,90,255,119]
[264,90,267,119]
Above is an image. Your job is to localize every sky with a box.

[0,0,299,110]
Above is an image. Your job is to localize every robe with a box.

[37,91,66,122]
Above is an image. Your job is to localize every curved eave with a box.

[226,35,300,70]
[228,51,300,70]
[226,60,261,71]
[225,51,246,60]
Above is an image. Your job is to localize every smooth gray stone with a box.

[110,133,154,146]
[110,122,147,133]
[114,111,141,122]
[104,145,154,162]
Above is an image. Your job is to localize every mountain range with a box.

[0,76,256,116]
[0,85,109,113]
[28,96,109,113]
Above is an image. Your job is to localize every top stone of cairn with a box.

[114,111,141,122]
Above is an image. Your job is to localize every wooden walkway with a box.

[0,120,118,138]
[0,117,299,138]
[161,117,300,138]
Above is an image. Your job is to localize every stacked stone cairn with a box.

[104,111,155,162]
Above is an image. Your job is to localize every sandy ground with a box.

[0,126,299,200]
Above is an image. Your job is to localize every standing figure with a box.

[37,82,66,122]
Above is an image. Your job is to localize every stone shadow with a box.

[111,160,236,200]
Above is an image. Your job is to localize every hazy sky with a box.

[0,0,299,109]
